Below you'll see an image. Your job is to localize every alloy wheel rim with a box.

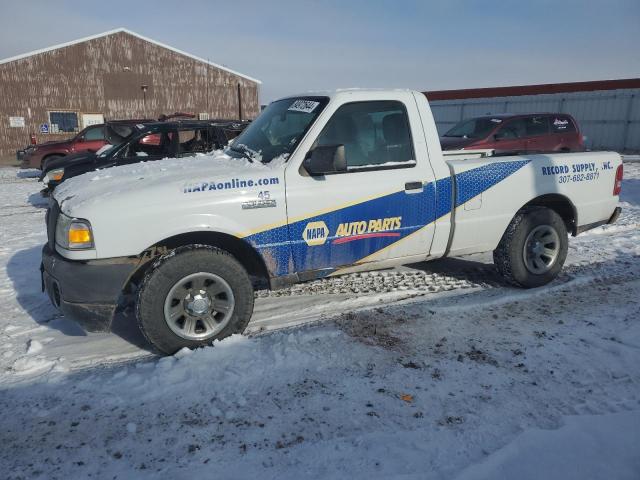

[523,224,560,274]
[163,272,235,341]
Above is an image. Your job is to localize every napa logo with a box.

[302,221,329,246]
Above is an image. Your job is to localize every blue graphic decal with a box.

[245,160,530,278]
[454,160,529,206]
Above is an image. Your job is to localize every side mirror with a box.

[493,132,505,141]
[303,145,346,176]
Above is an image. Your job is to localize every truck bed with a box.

[442,151,621,256]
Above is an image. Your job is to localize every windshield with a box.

[227,96,329,163]
[444,117,503,139]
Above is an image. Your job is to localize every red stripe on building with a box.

[424,78,640,101]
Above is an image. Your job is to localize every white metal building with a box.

[425,79,640,153]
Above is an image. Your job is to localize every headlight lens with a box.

[55,214,94,250]
[45,168,65,184]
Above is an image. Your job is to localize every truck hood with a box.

[439,136,479,150]
[53,151,286,217]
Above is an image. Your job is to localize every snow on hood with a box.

[54,150,287,214]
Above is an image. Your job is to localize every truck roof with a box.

[275,88,419,102]
[464,113,574,120]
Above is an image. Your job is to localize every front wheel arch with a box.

[136,244,255,354]
[122,231,272,299]
[41,153,65,170]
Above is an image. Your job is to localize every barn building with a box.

[0,28,261,159]
[425,78,640,153]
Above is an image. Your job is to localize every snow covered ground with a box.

[0,164,639,479]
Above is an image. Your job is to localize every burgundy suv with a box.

[21,120,150,170]
[440,113,584,153]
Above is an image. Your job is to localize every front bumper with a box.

[20,151,40,169]
[41,244,138,332]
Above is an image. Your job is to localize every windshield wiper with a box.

[229,144,255,163]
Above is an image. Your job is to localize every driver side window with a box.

[314,101,415,169]
[82,126,105,141]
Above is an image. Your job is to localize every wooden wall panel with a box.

[0,31,260,157]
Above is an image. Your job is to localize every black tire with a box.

[493,207,568,288]
[136,245,254,355]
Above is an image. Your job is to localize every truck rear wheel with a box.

[136,245,254,355]
[493,207,568,288]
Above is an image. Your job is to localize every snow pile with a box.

[2,274,640,478]
[0,162,639,477]
[455,411,640,480]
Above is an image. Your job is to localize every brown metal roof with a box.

[424,78,640,101]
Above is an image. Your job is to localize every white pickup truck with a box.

[42,89,623,354]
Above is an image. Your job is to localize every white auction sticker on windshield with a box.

[288,100,320,113]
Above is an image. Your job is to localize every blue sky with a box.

[0,0,638,102]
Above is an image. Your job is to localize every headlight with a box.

[55,214,94,250]
[44,168,65,184]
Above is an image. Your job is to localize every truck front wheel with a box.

[136,245,254,355]
[493,207,568,288]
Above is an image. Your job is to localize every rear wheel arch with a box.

[520,194,577,236]
[493,206,569,288]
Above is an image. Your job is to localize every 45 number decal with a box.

[241,191,277,210]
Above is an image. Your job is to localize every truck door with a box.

[284,95,437,276]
